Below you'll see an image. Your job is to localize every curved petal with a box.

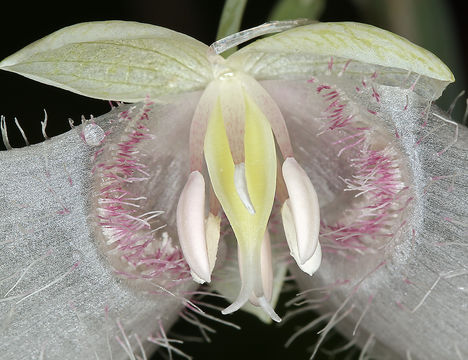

[0,21,213,102]
[262,77,415,254]
[287,83,468,360]
[93,92,202,283]
[260,73,468,358]
[0,103,197,359]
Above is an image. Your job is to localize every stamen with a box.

[240,74,294,159]
[282,157,320,264]
[275,158,289,203]
[176,171,211,284]
[220,77,245,164]
[205,213,221,273]
[189,81,220,172]
[248,230,273,306]
[260,230,273,302]
[234,162,256,214]
[208,184,221,216]
[14,117,30,146]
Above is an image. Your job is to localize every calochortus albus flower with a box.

[0,17,456,336]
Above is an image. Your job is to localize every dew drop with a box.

[83,123,105,146]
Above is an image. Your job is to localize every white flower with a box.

[0,20,454,323]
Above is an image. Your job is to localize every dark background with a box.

[0,1,466,359]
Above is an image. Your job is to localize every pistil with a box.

[234,162,256,214]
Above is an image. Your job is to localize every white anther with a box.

[282,157,321,265]
[176,171,211,284]
[281,200,321,275]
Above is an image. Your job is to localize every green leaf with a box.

[216,0,248,57]
[0,21,213,102]
[269,0,326,21]
[228,21,454,98]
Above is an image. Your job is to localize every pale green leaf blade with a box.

[269,0,325,21]
[0,21,213,102]
[228,22,454,98]
[216,0,248,57]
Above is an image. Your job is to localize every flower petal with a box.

[0,21,213,102]
[282,157,320,264]
[0,102,200,358]
[94,93,201,282]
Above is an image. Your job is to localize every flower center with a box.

[176,71,321,322]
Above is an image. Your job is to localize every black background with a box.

[0,1,466,359]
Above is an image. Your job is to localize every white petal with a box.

[176,171,211,284]
[281,157,320,264]
[221,285,252,315]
